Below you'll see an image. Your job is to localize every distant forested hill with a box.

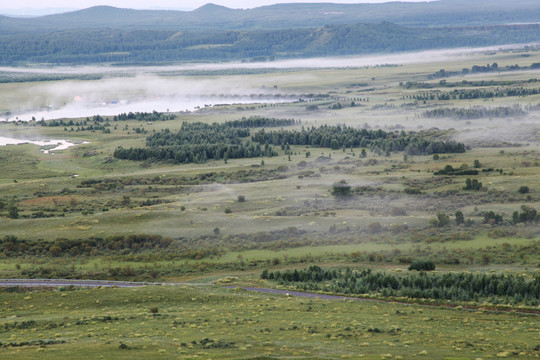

[1,22,540,66]
[1,0,540,33]
[1,0,540,66]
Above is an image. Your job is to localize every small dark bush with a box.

[404,188,421,194]
[408,260,435,271]
[331,180,351,198]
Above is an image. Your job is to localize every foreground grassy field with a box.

[1,285,539,360]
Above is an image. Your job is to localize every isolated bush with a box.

[7,204,19,219]
[237,195,246,202]
[331,180,351,198]
[518,186,529,194]
[390,207,407,216]
[49,246,62,257]
[390,224,408,234]
[408,260,435,271]
[404,188,421,195]
[365,158,378,166]
[455,210,464,225]
[433,213,450,227]
[367,222,382,234]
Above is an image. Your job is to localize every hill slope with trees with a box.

[1,22,540,65]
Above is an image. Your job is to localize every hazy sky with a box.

[1,0,432,11]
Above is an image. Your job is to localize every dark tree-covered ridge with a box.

[2,22,540,65]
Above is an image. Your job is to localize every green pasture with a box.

[1,285,539,359]
[1,138,539,242]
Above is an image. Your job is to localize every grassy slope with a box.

[1,285,539,359]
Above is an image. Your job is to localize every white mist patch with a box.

[5,75,296,121]
[0,136,87,153]
[0,43,533,75]
[11,95,288,121]
[1,43,534,121]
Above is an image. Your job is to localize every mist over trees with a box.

[422,105,526,120]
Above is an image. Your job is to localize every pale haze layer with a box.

[1,0,432,12]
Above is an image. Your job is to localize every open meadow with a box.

[1,285,539,359]
[1,45,539,358]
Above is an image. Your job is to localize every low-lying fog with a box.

[3,75,297,121]
[0,44,530,76]
[0,44,534,121]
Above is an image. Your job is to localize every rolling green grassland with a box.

[0,46,540,358]
[1,285,539,359]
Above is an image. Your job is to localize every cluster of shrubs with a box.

[434,165,478,176]
[0,234,172,257]
[79,168,287,189]
[464,178,482,191]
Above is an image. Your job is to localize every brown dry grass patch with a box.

[21,195,77,206]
